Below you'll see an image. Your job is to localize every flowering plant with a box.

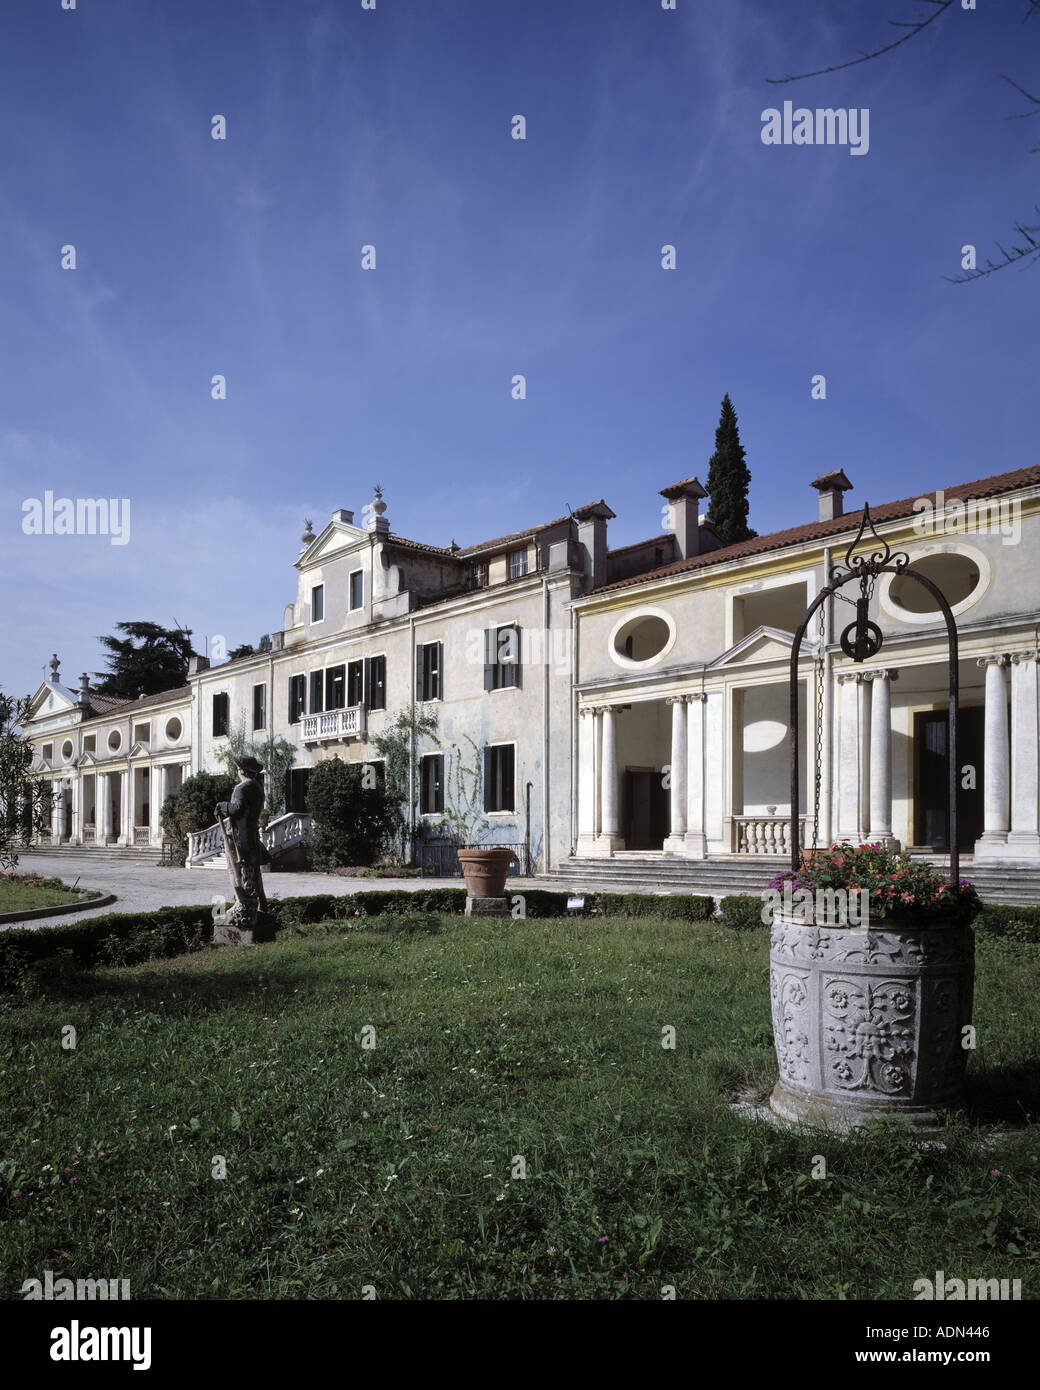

[767,842,981,925]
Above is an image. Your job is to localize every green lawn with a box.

[1,915,1038,1299]
[0,874,94,914]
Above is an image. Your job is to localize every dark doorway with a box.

[622,768,669,851]
[914,705,985,850]
[286,768,312,814]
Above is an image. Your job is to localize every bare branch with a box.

[767,1,954,84]
[944,208,1040,281]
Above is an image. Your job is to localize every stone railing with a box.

[187,822,223,865]
[300,707,366,743]
[134,826,150,846]
[732,815,810,856]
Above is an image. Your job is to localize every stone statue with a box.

[214,756,272,941]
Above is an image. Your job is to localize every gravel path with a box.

[3,854,555,931]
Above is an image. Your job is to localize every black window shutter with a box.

[432,642,442,700]
[483,629,495,691]
[416,644,425,702]
[503,746,515,811]
[483,745,493,811]
[505,624,521,688]
[374,656,385,709]
[435,754,444,812]
[363,657,371,710]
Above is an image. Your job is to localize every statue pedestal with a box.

[213,913,277,947]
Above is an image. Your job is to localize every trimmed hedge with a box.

[596,891,715,923]
[973,902,1040,944]
[720,894,768,932]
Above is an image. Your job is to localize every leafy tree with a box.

[160,771,234,863]
[371,706,439,860]
[305,757,399,870]
[0,691,48,869]
[705,394,757,546]
[94,621,195,699]
[214,725,296,821]
[433,734,492,848]
[226,644,255,662]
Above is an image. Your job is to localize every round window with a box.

[107,730,122,752]
[889,553,981,615]
[165,716,182,743]
[612,614,672,663]
[61,740,74,761]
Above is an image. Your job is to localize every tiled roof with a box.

[82,684,191,721]
[592,463,1040,594]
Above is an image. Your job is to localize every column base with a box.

[575,834,599,856]
[683,832,708,858]
[1006,831,1040,861]
[662,833,688,854]
[974,832,1040,863]
[869,834,901,851]
[585,834,624,858]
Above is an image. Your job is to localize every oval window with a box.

[889,553,980,615]
[613,615,671,663]
[108,730,122,752]
[62,739,74,761]
[166,717,182,743]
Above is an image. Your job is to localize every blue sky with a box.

[1,0,1036,697]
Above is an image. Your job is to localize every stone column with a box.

[576,709,598,855]
[867,669,899,847]
[836,673,862,842]
[976,655,1010,857]
[663,696,688,852]
[1008,652,1040,859]
[58,781,68,842]
[685,693,708,857]
[50,782,61,841]
[101,772,113,842]
[121,769,131,845]
[592,712,602,839]
[596,706,623,855]
[858,676,871,840]
[150,766,162,846]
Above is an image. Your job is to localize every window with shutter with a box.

[365,655,386,710]
[347,660,364,707]
[309,671,324,714]
[326,665,345,711]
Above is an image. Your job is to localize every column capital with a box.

[687,691,708,703]
[977,653,1011,668]
[1010,650,1040,666]
[836,671,864,685]
[665,694,688,706]
[863,667,899,683]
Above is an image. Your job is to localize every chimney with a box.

[571,501,616,591]
[332,509,354,525]
[659,476,709,560]
[811,469,853,521]
[77,673,90,708]
[366,484,390,536]
[188,655,211,675]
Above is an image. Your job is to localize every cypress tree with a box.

[705,394,756,545]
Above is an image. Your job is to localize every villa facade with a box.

[22,462,1040,876]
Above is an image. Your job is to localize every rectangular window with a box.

[83,735,95,754]
[286,767,312,813]
[325,664,346,711]
[420,753,444,814]
[483,624,522,691]
[365,654,386,711]
[134,723,151,744]
[508,548,528,580]
[416,641,442,702]
[309,670,324,714]
[252,683,267,731]
[312,584,325,622]
[347,659,364,708]
[212,692,229,737]
[467,560,489,590]
[483,744,515,813]
[288,675,306,724]
[349,570,364,611]
[42,743,53,760]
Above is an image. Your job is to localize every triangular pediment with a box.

[708,625,820,670]
[129,741,152,759]
[26,682,80,721]
[299,519,369,568]
[30,755,54,773]
[75,750,99,768]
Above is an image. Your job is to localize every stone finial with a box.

[49,653,60,682]
[301,519,315,545]
[366,483,390,535]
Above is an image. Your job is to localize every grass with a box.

[0,873,95,914]
[1,914,1038,1300]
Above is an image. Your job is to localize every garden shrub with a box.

[720,894,767,932]
[973,902,1040,944]
[305,758,400,870]
[161,772,234,862]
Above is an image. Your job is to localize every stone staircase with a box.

[16,844,163,865]
[543,852,1040,906]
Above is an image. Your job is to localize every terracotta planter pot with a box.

[769,909,974,1131]
[456,847,515,898]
